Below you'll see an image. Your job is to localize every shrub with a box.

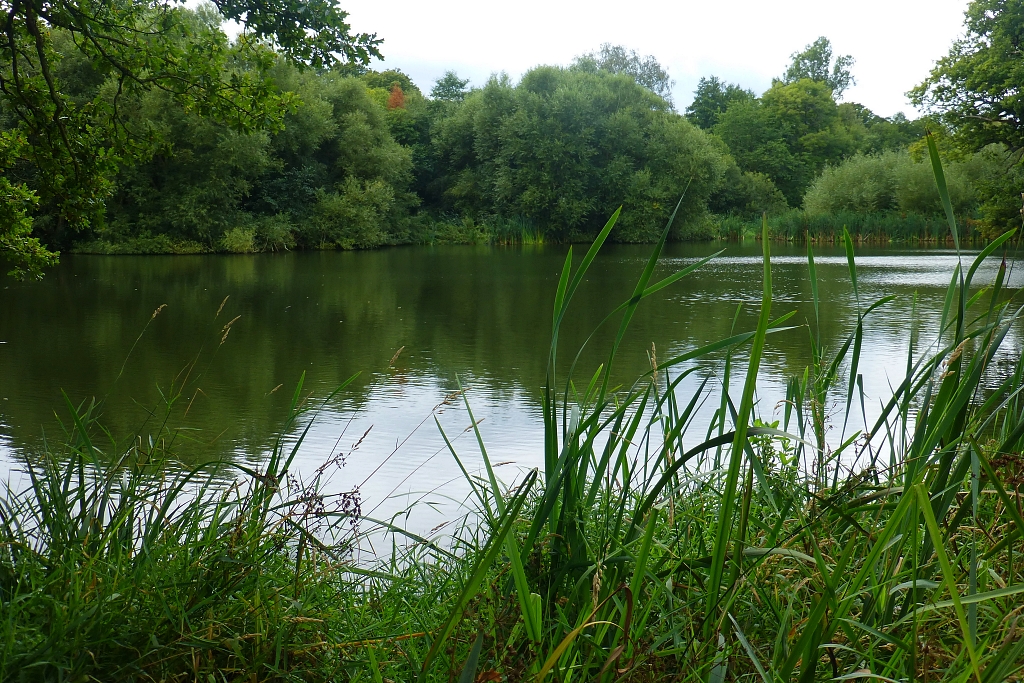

[221,226,257,253]
[803,151,902,214]
[252,213,296,251]
[804,150,982,217]
[304,179,395,249]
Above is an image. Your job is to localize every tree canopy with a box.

[714,78,857,204]
[3,21,995,267]
[911,0,1024,152]
[783,37,855,97]
[573,44,674,101]
[684,77,755,129]
[431,71,470,102]
[429,66,722,241]
[910,0,1024,231]
[0,0,380,277]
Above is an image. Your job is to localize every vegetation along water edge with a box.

[2,136,1023,681]
[4,1,1024,277]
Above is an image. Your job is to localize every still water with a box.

[1,243,1021,526]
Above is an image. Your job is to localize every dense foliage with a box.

[426,67,723,241]
[912,0,1024,232]
[0,0,381,276]
[802,149,992,216]
[99,62,418,253]
[4,0,1024,271]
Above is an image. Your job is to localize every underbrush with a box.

[3,135,1024,682]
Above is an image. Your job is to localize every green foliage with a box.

[214,0,381,68]
[971,146,1024,233]
[803,149,1002,217]
[431,71,470,102]
[804,152,903,214]
[0,179,57,279]
[361,68,423,96]
[307,178,396,249]
[221,225,258,253]
[912,0,1024,152]
[911,0,1024,235]
[684,76,755,129]
[839,105,933,154]
[7,14,1018,262]
[715,78,857,205]
[430,66,724,241]
[0,0,379,275]
[105,90,276,246]
[98,65,415,252]
[572,43,674,100]
[783,36,856,97]
[709,162,788,218]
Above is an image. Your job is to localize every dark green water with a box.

[1,243,1020,521]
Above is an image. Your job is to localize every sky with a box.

[336,0,971,118]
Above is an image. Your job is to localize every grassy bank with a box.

[4,148,1024,682]
[717,209,984,243]
[69,215,546,255]
[71,209,990,256]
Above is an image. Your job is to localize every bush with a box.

[221,226,257,253]
[304,179,395,249]
[710,162,788,218]
[804,150,983,217]
[803,152,902,214]
[252,213,296,251]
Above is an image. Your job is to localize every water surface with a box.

[1,242,1021,525]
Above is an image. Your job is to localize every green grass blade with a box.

[705,215,773,627]
[926,131,960,251]
[914,483,981,683]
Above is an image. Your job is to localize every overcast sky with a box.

[336,0,970,118]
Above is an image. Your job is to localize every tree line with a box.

[2,0,1022,277]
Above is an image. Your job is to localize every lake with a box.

[1,242,1021,528]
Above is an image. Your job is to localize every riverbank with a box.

[70,210,990,256]
[4,217,1023,681]
[720,209,985,243]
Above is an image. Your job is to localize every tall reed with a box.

[1,133,1022,682]
[422,133,1024,682]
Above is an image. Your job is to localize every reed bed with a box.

[2,134,1024,682]
[717,209,981,244]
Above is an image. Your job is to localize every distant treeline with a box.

[3,10,1021,257]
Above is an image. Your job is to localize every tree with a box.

[784,37,855,98]
[431,71,470,102]
[102,64,416,252]
[838,104,931,154]
[430,66,724,241]
[911,0,1024,232]
[684,76,755,129]
[361,69,420,95]
[715,79,856,204]
[573,44,673,101]
[0,0,382,277]
[386,83,405,109]
[910,0,1024,152]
